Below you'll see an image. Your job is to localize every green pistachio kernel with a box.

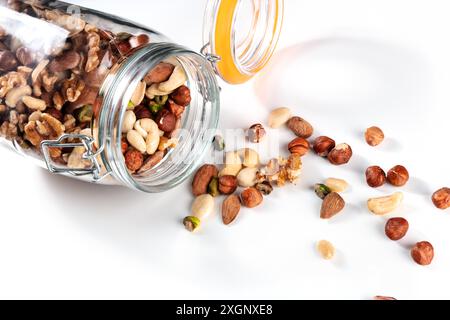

[154,95,168,106]
[208,177,220,197]
[127,101,135,110]
[149,101,164,114]
[314,183,332,200]
[183,216,201,232]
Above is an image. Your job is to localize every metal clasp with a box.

[41,134,110,182]
[200,43,222,66]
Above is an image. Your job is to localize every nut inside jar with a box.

[0,1,202,186]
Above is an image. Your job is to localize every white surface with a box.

[0,0,449,300]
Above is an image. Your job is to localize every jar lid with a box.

[202,0,284,84]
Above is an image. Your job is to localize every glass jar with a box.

[0,0,283,192]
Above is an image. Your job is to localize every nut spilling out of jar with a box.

[123,61,190,174]
[0,1,191,178]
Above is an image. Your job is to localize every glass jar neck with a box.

[97,42,220,192]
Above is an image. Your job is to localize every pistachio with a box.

[130,81,146,107]
[183,216,201,232]
[77,105,93,123]
[315,184,332,200]
[208,177,220,197]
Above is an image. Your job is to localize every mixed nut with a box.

[183,108,447,276]
[0,2,190,176]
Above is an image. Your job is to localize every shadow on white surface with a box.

[254,36,430,121]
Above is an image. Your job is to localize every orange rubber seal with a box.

[213,0,282,84]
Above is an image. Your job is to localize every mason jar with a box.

[0,0,283,192]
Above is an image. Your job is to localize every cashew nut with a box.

[130,81,146,106]
[134,120,148,139]
[367,192,404,215]
[157,65,187,93]
[22,96,47,111]
[144,119,160,155]
[126,129,146,153]
[5,85,32,108]
[237,167,258,188]
[122,110,136,133]
[145,83,172,99]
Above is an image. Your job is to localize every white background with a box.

[0,0,449,300]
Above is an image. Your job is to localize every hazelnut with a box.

[218,175,238,195]
[327,143,352,165]
[170,85,191,107]
[134,105,152,120]
[365,166,387,188]
[287,116,314,138]
[431,187,450,210]
[288,137,309,156]
[241,187,263,208]
[411,241,434,266]
[365,126,385,146]
[121,138,128,154]
[385,217,409,241]
[313,136,335,157]
[387,165,409,187]
[248,124,266,143]
[155,109,176,133]
[125,149,144,172]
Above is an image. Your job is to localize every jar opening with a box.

[98,43,220,192]
[203,0,284,84]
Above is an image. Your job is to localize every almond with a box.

[222,195,241,225]
[320,192,345,219]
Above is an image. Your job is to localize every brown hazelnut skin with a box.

[431,187,450,210]
[411,241,434,266]
[365,126,385,146]
[387,165,409,187]
[241,187,263,208]
[327,143,353,165]
[313,136,335,157]
[218,175,238,195]
[385,217,409,241]
[365,166,387,188]
[288,137,310,156]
